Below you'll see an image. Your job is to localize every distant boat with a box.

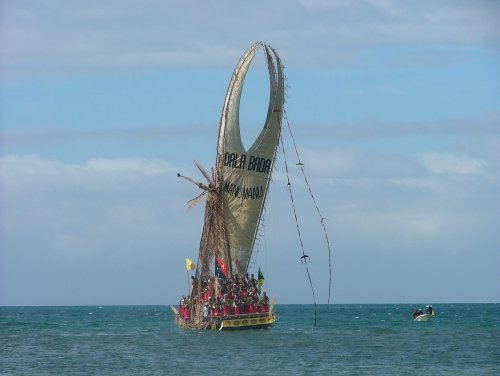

[414,313,433,321]
[172,42,284,330]
[413,306,435,321]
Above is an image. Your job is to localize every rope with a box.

[283,110,333,305]
[280,134,317,328]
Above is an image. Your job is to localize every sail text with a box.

[224,152,271,174]
[223,180,264,200]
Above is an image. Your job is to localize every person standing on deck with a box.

[203,303,210,322]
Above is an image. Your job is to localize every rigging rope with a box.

[280,134,317,328]
[283,110,333,305]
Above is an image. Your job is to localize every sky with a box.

[1,0,499,306]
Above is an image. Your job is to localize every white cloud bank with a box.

[0,155,202,305]
[1,144,498,305]
[1,0,499,78]
[422,153,486,175]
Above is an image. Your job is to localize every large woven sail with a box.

[216,42,284,277]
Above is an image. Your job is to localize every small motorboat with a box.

[414,313,433,321]
[413,305,435,321]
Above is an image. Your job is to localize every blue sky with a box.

[1,0,499,305]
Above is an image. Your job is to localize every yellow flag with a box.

[185,258,195,271]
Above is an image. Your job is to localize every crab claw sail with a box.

[215,42,285,276]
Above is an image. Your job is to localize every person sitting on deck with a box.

[248,300,257,314]
[234,300,242,315]
[260,292,270,313]
[183,305,190,320]
[223,304,231,317]
[190,276,197,294]
[211,304,219,317]
[212,296,223,317]
[179,297,185,316]
[250,274,257,288]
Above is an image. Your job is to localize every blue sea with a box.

[1,304,498,375]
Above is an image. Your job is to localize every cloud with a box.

[0,155,202,305]
[85,157,172,175]
[422,153,486,175]
[2,137,499,305]
[290,112,500,142]
[297,0,499,41]
[1,0,499,78]
[1,125,212,147]
[269,130,500,303]
[278,127,499,260]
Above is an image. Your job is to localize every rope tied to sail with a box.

[283,110,333,305]
[280,134,317,328]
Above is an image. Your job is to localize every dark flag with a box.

[215,257,228,281]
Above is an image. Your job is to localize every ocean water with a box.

[1,304,498,375]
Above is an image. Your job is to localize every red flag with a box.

[215,257,228,280]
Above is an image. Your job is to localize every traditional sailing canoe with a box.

[174,42,284,330]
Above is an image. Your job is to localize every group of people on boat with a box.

[178,273,270,322]
[412,305,433,319]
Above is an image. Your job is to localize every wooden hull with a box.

[218,313,276,330]
[171,305,276,331]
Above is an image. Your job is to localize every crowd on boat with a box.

[178,273,270,322]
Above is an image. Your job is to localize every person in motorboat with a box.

[413,308,424,319]
[426,305,433,315]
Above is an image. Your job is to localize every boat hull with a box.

[171,305,276,330]
[219,314,276,330]
[414,313,433,321]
